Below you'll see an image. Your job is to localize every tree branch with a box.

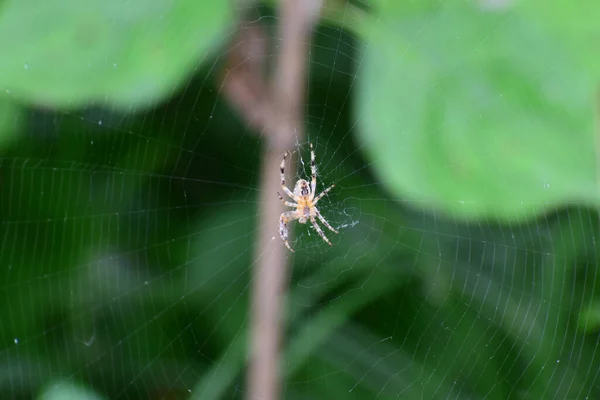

[245,1,322,400]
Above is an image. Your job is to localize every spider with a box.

[277,142,338,252]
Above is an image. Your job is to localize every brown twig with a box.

[220,1,322,397]
[220,24,269,133]
[219,1,322,400]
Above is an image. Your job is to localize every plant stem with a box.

[247,1,322,400]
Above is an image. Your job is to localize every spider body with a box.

[277,143,338,252]
[292,179,312,223]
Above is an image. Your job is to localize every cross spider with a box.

[277,142,338,252]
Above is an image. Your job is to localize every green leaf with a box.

[579,306,600,333]
[0,0,232,109]
[357,3,598,221]
[522,0,600,77]
[38,381,106,400]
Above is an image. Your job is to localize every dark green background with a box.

[0,1,599,399]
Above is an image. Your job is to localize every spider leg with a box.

[280,151,297,200]
[315,208,338,234]
[313,183,335,205]
[309,142,317,200]
[277,192,297,207]
[280,211,297,252]
[310,216,332,246]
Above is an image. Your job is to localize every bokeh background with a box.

[1,0,599,399]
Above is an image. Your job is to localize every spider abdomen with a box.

[293,179,310,197]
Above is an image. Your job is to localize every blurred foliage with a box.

[358,0,599,220]
[38,381,106,400]
[0,0,232,108]
[0,1,598,400]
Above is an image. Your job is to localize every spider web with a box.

[1,1,598,399]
